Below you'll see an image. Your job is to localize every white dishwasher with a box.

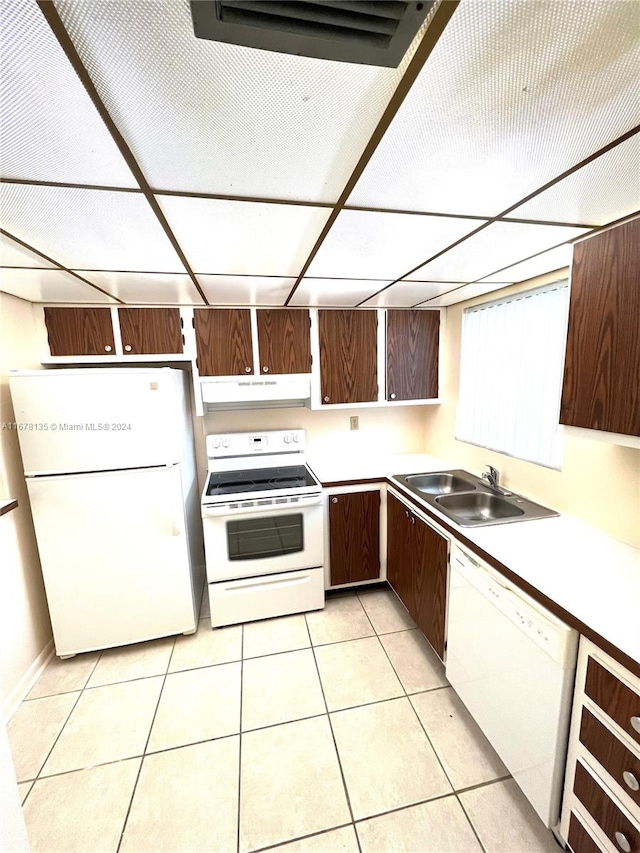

[446,544,578,831]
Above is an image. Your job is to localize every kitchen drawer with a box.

[580,708,640,809]
[585,658,640,748]
[574,761,640,853]
[568,812,607,853]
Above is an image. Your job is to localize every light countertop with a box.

[309,452,640,666]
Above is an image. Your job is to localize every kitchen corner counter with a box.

[309,452,640,671]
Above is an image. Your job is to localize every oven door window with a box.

[227,513,304,561]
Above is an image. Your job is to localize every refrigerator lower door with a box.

[27,465,197,656]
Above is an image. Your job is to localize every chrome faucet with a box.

[482,465,500,490]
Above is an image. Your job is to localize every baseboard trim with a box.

[3,640,55,722]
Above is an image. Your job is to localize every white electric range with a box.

[201,429,325,627]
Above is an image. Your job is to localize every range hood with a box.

[201,375,312,412]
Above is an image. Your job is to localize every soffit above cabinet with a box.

[0,184,186,273]
[157,196,331,277]
[70,271,204,305]
[509,134,640,226]
[0,1,136,187]
[53,0,415,202]
[0,268,116,303]
[305,210,486,279]
[406,221,589,282]
[289,278,391,307]
[196,275,296,306]
[347,0,640,217]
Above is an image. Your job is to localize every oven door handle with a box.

[202,494,323,517]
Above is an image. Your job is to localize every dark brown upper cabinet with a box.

[194,308,253,377]
[386,309,439,401]
[256,309,311,375]
[387,492,448,661]
[318,310,378,405]
[118,308,183,355]
[561,217,640,436]
[329,490,380,586]
[44,307,115,356]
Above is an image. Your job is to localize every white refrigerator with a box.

[10,367,205,657]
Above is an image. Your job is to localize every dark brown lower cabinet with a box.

[567,814,603,853]
[329,490,380,586]
[387,492,448,660]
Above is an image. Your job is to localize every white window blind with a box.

[456,281,569,468]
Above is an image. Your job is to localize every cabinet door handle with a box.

[331,497,338,504]
[244,366,251,373]
[262,366,269,373]
[390,392,396,400]
[614,832,631,853]
[631,715,640,734]
[104,345,112,352]
[622,771,639,791]
[124,344,132,352]
[323,396,330,403]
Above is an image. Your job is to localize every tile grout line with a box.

[22,648,105,802]
[115,635,177,853]
[247,822,356,853]
[303,612,363,853]
[236,624,244,853]
[455,793,489,853]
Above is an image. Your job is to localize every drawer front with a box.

[574,762,640,853]
[585,658,640,748]
[568,813,606,853]
[580,708,640,809]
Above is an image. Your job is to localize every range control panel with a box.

[206,429,306,459]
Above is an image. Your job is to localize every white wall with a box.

[0,292,53,717]
[423,271,640,547]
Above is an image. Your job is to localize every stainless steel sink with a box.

[435,492,525,523]
[404,472,476,495]
[392,468,559,527]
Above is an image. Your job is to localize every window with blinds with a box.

[456,281,569,469]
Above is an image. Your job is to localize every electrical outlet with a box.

[350,416,359,431]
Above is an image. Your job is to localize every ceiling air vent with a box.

[190,1,435,67]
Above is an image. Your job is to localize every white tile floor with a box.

[9,589,562,853]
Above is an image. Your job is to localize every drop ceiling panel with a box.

[348,1,640,216]
[477,244,573,285]
[510,134,640,226]
[55,0,410,201]
[0,268,115,303]
[407,222,589,282]
[423,280,516,307]
[305,211,485,279]
[0,234,56,268]
[197,275,295,306]
[289,278,390,307]
[73,271,203,305]
[362,280,467,307]
[157,196,331,277]
[0,184,185,272]
[0,2,136,186]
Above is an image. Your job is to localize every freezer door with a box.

[10,369,184,474]
[27,465,197,656]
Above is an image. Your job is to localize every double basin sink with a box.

[393,469,558,528]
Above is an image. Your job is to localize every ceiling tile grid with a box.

[476,244,574,286]
[0,267,115,303]
[0,183,186,272]
[406,221,589,282]
[53,0,414,202]
[362,279,471,308]
[347,0,640,217]
[0,233,57,268]
[0,0,136,187]
[157,195,331,277]
[305,209,487,280]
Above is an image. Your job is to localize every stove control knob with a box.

[222,438,231,448]
[292,434,300,443]
[284,435,292,443]
[212,438,221,449]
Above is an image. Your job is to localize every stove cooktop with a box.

[205,465,319,498]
